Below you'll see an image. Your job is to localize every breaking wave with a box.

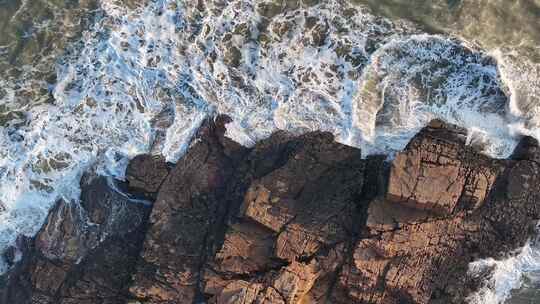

[467,240,540,304]
[0,1,539,302]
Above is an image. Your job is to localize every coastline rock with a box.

[128,115,246,303]
[2,117,540,304]
[387,119,503,215]
[333,124,539,304]
[0,175,151,304]
[126,154,170,199]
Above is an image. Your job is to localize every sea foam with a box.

[0,2,539,302]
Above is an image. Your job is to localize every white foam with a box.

[0,0,181,272]
[0,3,539,302]
[462,51,540,304]
[467,241,540,304]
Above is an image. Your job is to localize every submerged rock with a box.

[2,116,540,304]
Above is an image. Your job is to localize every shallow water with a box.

[358,0,540,59]
[0,0,539,303]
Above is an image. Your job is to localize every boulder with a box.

[387,119,504,215]
[333,120,540,304]
[129,115,249,303]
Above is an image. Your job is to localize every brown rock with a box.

[215,280,264,304]
[214,221,275,274]
[4,117,540,304]
[126,154,170,199]
[242,184,295,232]
[0,175,151,304]
[387,120,503,215]
[129,115,243,303]
[124,119,540,304]
[129,125,366,303]
[332,121,540,304]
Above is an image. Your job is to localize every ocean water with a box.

[0,0,539,303]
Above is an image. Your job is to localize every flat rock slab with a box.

[387,120,503,215]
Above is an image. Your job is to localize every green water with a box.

[1,0,538,111]
[0,0,97,117]
[357,0,540,61]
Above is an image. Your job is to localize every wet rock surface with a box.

[0,175,151,304]
[2,117,540,304]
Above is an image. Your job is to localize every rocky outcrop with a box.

[2,116,540,304]
[386,119,503,215]
[126,117,540,304]
[0,175,151,304]
[334,121,540,304]
[128,114,249,303]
